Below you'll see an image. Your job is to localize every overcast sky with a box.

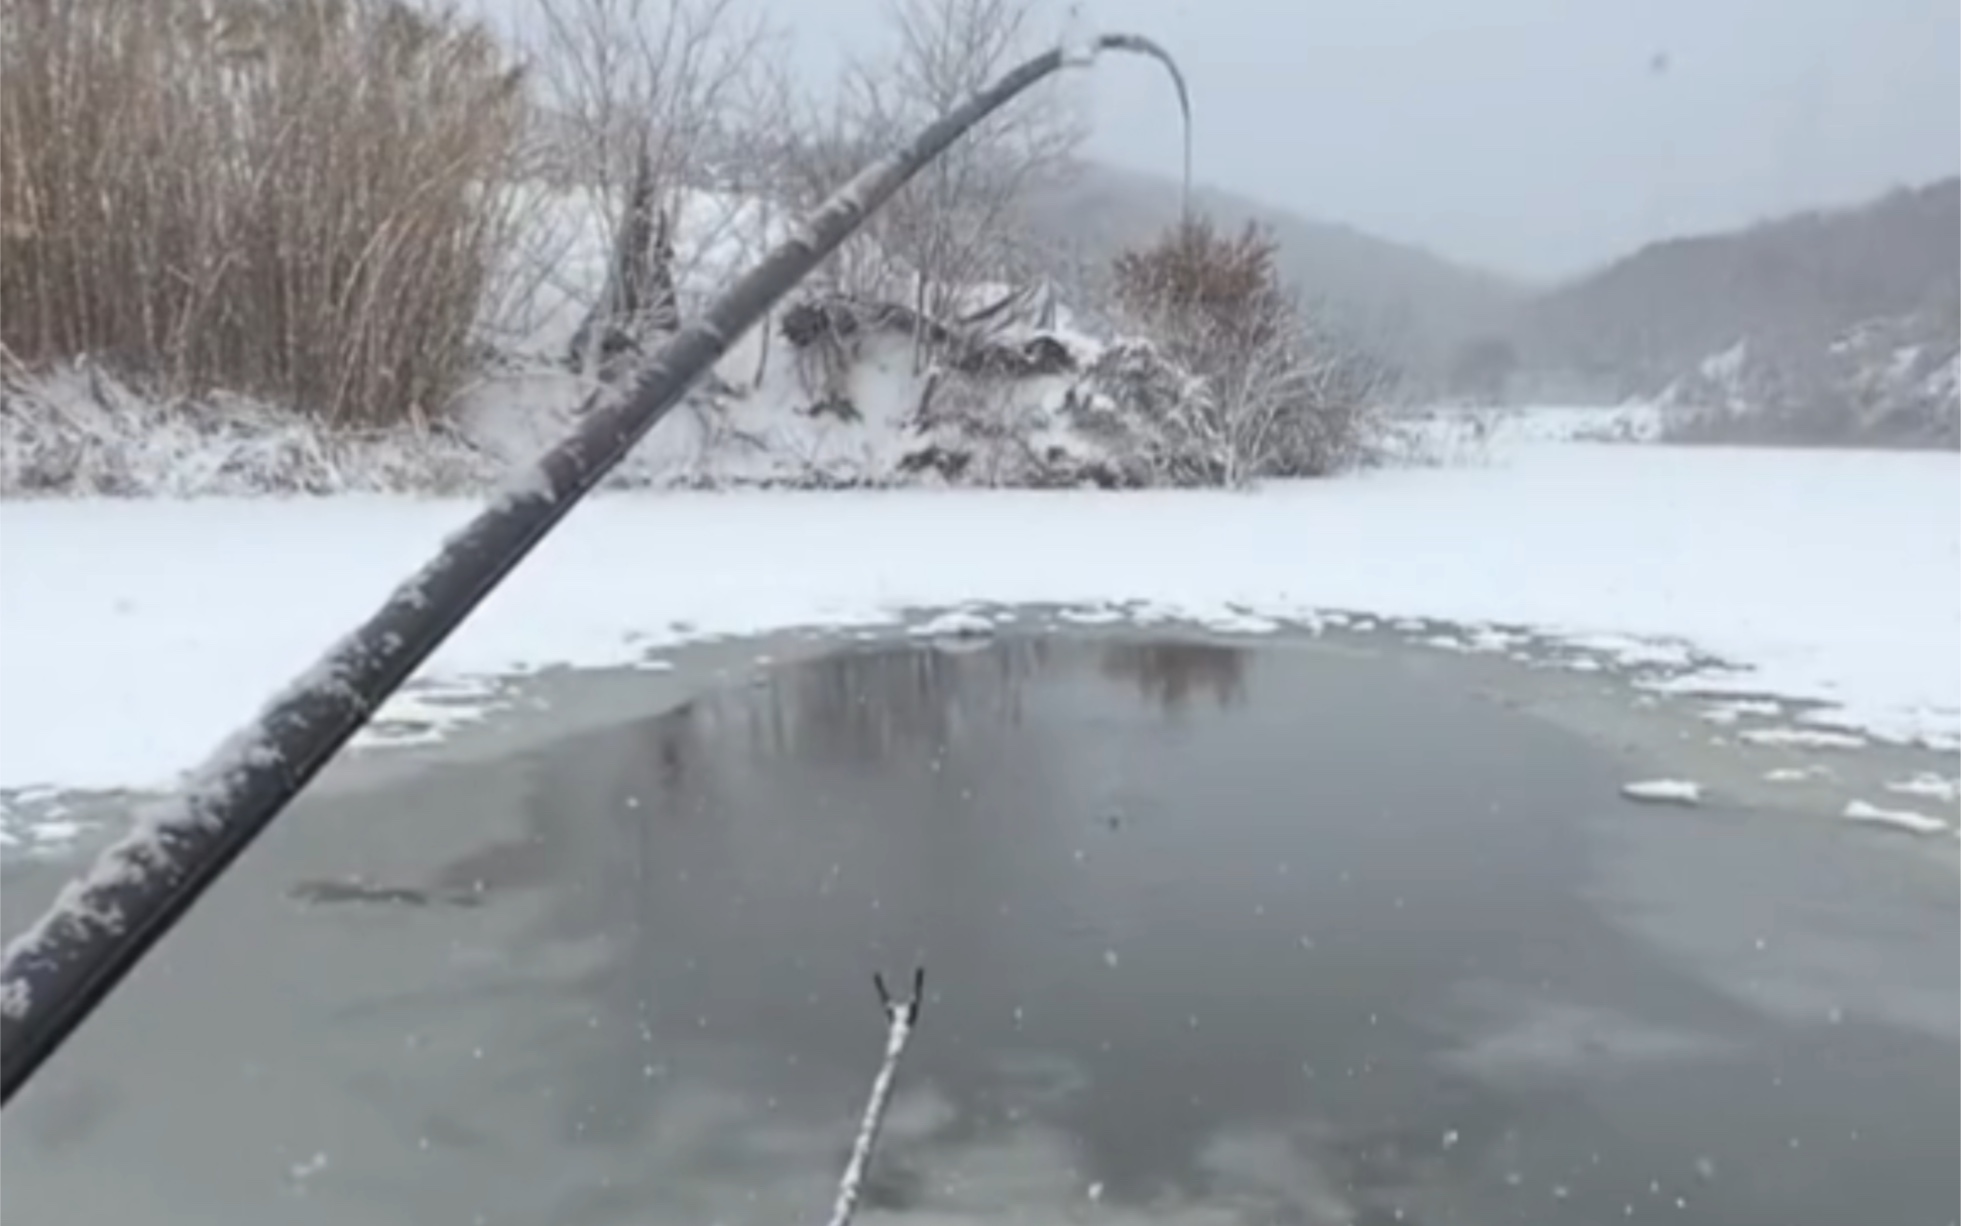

[485,0,1959,281]
[775,0,1958,280]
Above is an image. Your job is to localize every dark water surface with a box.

[3,637,1955,1225]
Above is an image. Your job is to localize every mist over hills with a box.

[1028,162,1957,443]
[1019,161,1527,387]
[1525,177,1958,444]
[1524,179,1957,382]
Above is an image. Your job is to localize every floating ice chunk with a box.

[1842,800,1947,835]
[1763,764,1833,783]
[908,609,993,639]
[1883,773,1960,804]
[1740,727,1867,749]
[1620,779,1703,806]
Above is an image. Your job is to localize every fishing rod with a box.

[0,33,1188,1107]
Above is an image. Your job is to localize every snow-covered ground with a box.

[2,438,1955,802]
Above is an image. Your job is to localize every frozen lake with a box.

[3,632,1954,1225]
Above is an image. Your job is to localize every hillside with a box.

[1018,162,1527,388]
[1520,179,1959,445]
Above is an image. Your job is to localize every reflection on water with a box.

[745,638,1055,764]
[708,639,1246,772]
[3,637,1955,1226]
[1100,642,1248,713]
[448,637,1953,1224]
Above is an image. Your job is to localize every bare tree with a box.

[532,0,777,198]
[832,0,1087,363]
[528,0,781,373]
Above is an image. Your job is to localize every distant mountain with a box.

[1516,179,1959,445]
[1018,162,1527,387]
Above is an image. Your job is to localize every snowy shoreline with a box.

[1,439,1955,799]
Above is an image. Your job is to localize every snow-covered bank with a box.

[1410,403,1663,448]
[2,441,1954,794]
[2,321,1389,496]
[1,179,1395,497]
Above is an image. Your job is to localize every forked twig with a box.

[825,967,927,1226]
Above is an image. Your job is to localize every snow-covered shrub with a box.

[1107,218,1392,484]
[0,0,525,427]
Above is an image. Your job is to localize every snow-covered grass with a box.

[3,333,1071,497]
[1,441,1955,795]
[0,360,501,497]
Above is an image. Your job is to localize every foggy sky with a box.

[793,0,1960,281]
[487,0,1960,282]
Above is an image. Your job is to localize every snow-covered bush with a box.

[1107,218,1392,483]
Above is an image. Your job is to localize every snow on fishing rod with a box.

[0,33,1188,1107]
